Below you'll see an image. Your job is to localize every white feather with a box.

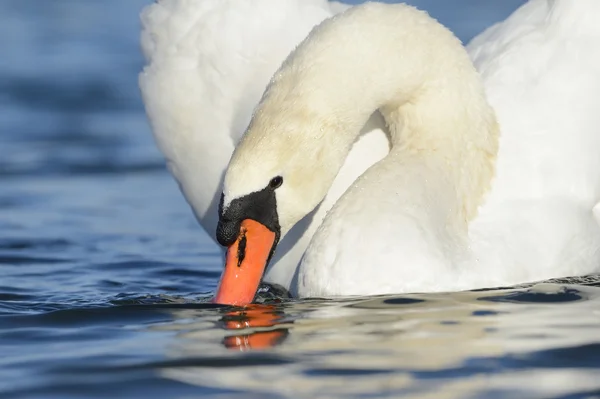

[141,0,600,297]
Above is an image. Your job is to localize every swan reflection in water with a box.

[155,282,600,398]
[220,304,290,350]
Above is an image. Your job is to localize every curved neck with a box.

[237,3,498,228]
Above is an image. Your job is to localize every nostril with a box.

[236,230,247,267]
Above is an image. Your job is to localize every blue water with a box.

[2,1,600,398]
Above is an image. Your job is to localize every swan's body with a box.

[299,0,600,296]
[140,0,600,301]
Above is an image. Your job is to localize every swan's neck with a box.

[228,3,498,233]
[380,77,498,222]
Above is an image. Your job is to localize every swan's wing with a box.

[468,0,600,278]
[467,0,549,62]
[139,0,337,239]
[467,0,600,205]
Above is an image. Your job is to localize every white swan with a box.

[141,0,600,305]
[139,0,389,292]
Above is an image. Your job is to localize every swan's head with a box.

[212,94,350,305]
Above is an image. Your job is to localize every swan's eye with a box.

[269,176,283,189]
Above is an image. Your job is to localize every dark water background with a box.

[2,1,600,398]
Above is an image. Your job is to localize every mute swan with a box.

[140,0,600,306]
[139,0,389,291]
[212,1,600,305]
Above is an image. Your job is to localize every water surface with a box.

[2,1,599,398]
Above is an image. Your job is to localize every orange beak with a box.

[213,219,276,306]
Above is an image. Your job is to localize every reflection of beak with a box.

[213,219,276,306]
[221,304,288,350]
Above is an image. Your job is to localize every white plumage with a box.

[140,0,600,297]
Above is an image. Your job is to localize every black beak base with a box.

[216,186,281,263]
